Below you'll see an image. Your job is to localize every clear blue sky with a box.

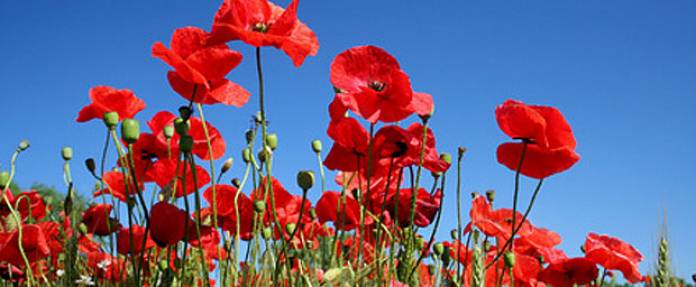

[1,0,694,279]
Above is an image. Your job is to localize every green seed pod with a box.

[179,135,193,153]
[416,237,426,250]
[103,111,119,129]
[85,158,96,174]
[285,223,297,235]
[262,227,273,240]
[245,129,255,144]
[440,152,452,165]
[485,190,495,203]
[265,133,278,150]
[163,124,175,139]
[174,118,189,136]
[504,251,516,268]
[121,119,140,144]
[61,146,73,161]
[253,200,265,214]
[296,170,315,191]
[433,242,445,256]
[311,139,322,153]
[178,106,193,121]
[0,171,9,188]
[78,223,88,235]
[18,139,30,151]
[450,229,459,240]
[221,157,233,174]
[242,148,252,163]
[431,171,442,178]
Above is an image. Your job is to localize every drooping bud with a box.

[262,227,272,240]
[265,133,278,150]
[163,125,175,139]
[85,158,97,175]
[311,139,322,153]
[103,112,119,129]
[257,147,271,163]
[285,223,297,235]
[245,129,255,144]
[178,106,193,121]
[221,158,233,174]
[296,170,315,191]
[179,135,193,153]
[504,251,516,268]
[485,190,495,203]
[440,152,452,165]
[121,119,140,144]
[253,200,265,214]
[450,229,459,240]
[174,118,189,136]
[61,146,73,161]
[18,139,30,151]
[431,171,442,178]
[458,146,467,160]
[471,192,479,199]
[433,242,445,256]
[231,178,241,188]
[0,171,9,188]
[242,148,252,163]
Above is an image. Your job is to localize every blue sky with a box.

[1,0,695,279]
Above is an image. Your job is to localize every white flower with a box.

[75,275,95,286]
[97,259,112,270]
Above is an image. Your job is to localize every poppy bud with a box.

[471,192,479,199]
[103,112,120,129]
[221,158,233,174]
[178,106,193,121]
[85,158,96,174]
[433,242,445,256]
[504,251,515,268]
[18,139,30,151]
[296,170,315,191]
[78,223,88,235]
[121,119,140,144]
[431,171,442,178]
[416,237,426,249]
[458,146,467,160]
[179,135,193,153]
[0,171,9,188]
[244,129,255,144]
[440,152,452,165]
[174,118,189,136]
[265,133,278,150]
[450,229,459,240]
[253,200,265,214]
[311,139,322,153]
[580,245,586,254]
[257,147,271,163]
[485,190,495,203]
[163,125,175,139]
[231,178,241,188]
[158,259,169,271]
[254,111,263,124]
[262,227,273,240]
[61,146,73,161]
[285,223,297,235]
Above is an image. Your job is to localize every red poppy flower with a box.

[0,224,51,266]
[412,92,434,118]
[37,221,65,257]
[315,191,365,231]
[93,171,143,202]
[403,123,450,172]
[209,0,319,67]
[87,251,127,282]
[496,99,580,179]
[147,111,226,160]
[149,202,191,247]
[76,86,146,123]
[539,257,599,287]
[330,46,417,123]
[2,190,46,221]
[149,158,211,198]
[120,133,158,182]
[584,233,644,283]
[469,195,533,241]
[203,184,254,240]
[186,225,224,262]
[251,177,312,235]
[384,187,441,227]
[82,204,121,236]
[116,225,155,255]
[152,27,250,107]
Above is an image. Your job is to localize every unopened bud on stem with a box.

[61,147,73,161]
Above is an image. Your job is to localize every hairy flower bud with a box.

[253,200,265,214]
[433,242,445,256]
[311,139,322,153]
[485,190,495,203]
[242,148,252,163]
[458,146,467,160]
[504,251,516,268]
[103,112,119,129]
[61,146,73,161]
[221,158,233,174]
[262,227,272,240]
[265,133,278,150]
[296,170,315,191]
[285,223,297,235]
[450,229,459,240]
[85,158,96,174]
[121,119,140,144]
[245,129,255,144]
[231,178,241,188]
[178,106,193,121]
[440,152,452,165]
[257,147,271,163]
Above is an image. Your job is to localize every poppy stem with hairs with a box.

[456,147,465,283]
[273,182,310,284]
[195,103,224,278]
[178,153,191,286]
[127,144,153,285]
[357,122,375,271]
[409,171,447,280]
[510,141,528,252]
[0,146,35,286]
[485,178,544,270]
[409,119,429,230]
[98,129,117,256]
[187,154,211,287]
[375,157,396,284]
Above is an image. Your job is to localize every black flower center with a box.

[368,81,386,92]
[252,22,269,33]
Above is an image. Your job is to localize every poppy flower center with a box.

[252,22,269,33]
[368,81,386,92]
